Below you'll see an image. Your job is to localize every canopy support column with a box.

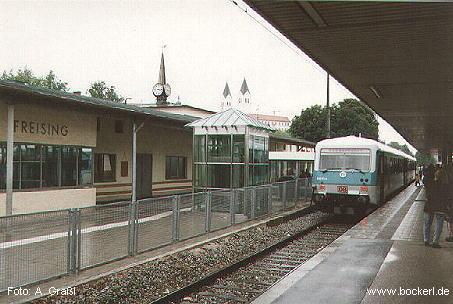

[6,104,14,215]
[131,120,144,203]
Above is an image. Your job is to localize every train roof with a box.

[316,136,416,161]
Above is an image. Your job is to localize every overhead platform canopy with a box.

[244,1,453,152]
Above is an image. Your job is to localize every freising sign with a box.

[14,120,69,137]
[0,103,96,146]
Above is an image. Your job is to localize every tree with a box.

[87,81,124,103]
[387,142,414,157]
[273,130,292,137]
[289,98,379,142]
[1,67,69,92]
[415,151,436,165]
[289,105,326,143]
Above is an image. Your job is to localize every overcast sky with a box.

[0,0,415,152]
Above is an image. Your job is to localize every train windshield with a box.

[319,148,371,171]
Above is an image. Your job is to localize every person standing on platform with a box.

[445,164,453,242]
[419,167,424,185]
[423,165,447,248]
[422,164,434,186]
[415,171,421,187]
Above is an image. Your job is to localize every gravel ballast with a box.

[32,211,329,304]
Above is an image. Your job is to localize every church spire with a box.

[240,78,250,95]
[223,82,232,98]
[153,51,171,105]
[158,52,166,84]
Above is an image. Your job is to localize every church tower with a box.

[237,78,251,113]
[221,82,232,110]
[152,52,171,105]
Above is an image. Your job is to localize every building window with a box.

[232,164,244,188]
[194,164,206,188]
[0,143,93,190]
[42,145,60,187]
[232,135,245,163]
[114,120,124,133]
[166,156,187,179]
[194,135,206,163]
[61,147,77,186]
[207,164,230,188]
[20,144,41,189]
[207,135,231,163]
[94,153,116,182]
[248,135,269,186]
[79,148,93,185]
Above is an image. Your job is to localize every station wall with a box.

[0,101,98,216]
[94,117,193,202]
[139,123,193,197]
[0,187,96,216]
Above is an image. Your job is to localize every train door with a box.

[137,153,153,199]
[378,153,385,203]
[403,159,407,185]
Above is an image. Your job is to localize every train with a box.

[312,136,416,213]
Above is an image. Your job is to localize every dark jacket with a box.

[423,165,435,185]
[424,180,448,214]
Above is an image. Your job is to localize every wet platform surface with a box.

[254,184,453,304]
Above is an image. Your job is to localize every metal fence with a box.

[0,178,311,293]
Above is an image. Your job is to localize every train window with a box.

[319,149,371,171]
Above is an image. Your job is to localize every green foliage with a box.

[88,81,124,103]
[387,141,414,156]
[289,105,325,143]
[415,151,436,165]
[289,98,379,142]
[1,67,69,92]
[273,130,292,137]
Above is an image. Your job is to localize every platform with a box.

[253,184,453,304]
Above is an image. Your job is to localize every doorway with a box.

[379,154,385,203]
[137,153,153,199]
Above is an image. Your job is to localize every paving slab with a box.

[361,240,453,304]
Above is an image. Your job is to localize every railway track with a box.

[152,216,358,304]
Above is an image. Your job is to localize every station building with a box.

[0,80,197,216]
[148,104,216,119]
[0,80,315,217]
[268,134,315,182]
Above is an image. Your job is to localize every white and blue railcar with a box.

[312,136,416,211]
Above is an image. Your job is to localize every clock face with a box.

[164,84,171,96]
[152,84,164,96]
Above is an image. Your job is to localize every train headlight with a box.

[357,196,368,204]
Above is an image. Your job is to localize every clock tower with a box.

[153,52,171,105]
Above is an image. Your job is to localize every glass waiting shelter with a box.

[186,108,275,191]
